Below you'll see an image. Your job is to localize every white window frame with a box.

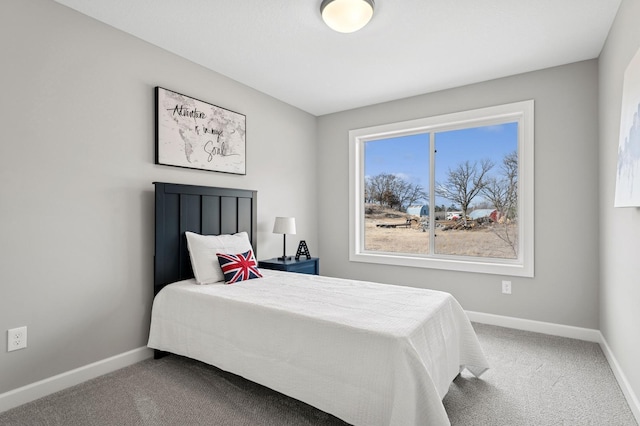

[349,100,534,277]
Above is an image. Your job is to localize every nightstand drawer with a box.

[259,257,319,275]
[285,261,317,275]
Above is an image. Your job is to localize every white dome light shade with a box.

[320,0,375,33]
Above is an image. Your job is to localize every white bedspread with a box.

[148,270,489,426]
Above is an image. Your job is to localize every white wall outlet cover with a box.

[7,326,27,352]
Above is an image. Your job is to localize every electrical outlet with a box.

[7,326,27,352]
[502,280,512,295]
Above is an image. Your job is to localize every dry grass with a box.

[364,205,517,259]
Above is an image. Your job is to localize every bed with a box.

[148,182,489,426]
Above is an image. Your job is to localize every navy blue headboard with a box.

[153,182,258,295]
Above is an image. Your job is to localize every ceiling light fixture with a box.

[320,0,375,33]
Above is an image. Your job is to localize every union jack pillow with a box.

[216,250,263,284]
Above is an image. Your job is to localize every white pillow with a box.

[185,231,253,284]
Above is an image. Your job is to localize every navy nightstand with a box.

[258,257,319,275]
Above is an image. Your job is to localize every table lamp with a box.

[273,217,296,261]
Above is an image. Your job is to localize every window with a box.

[349,100,534,277]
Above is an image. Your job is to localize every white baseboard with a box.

[598,333,640,423]
[466,310,640,424]
[465,310,601,342]
[0,346,153,414]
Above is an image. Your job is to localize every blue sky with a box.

[364,122,518,207]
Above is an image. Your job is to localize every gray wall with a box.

[317,60,600,329]
[599,0,640,408]
[0,0,318,394]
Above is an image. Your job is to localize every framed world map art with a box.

[155,87,246,175]
[615,47,640,207]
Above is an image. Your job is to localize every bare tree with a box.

[501,151,518,219]
[435,159,494,225]
[364,173,427,211]
[482,178,510,216]
[482,151,518,255]
[381,189,401,209]
[395,180,427,211]
[365,173,393,206]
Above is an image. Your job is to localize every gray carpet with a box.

[0,323,636,425]
[443,324,637,425]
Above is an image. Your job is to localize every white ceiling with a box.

[53,0,621,116]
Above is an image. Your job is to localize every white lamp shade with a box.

[273,217,296,235]
[321,0,374,33]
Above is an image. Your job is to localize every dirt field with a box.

[364,206,517,259]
